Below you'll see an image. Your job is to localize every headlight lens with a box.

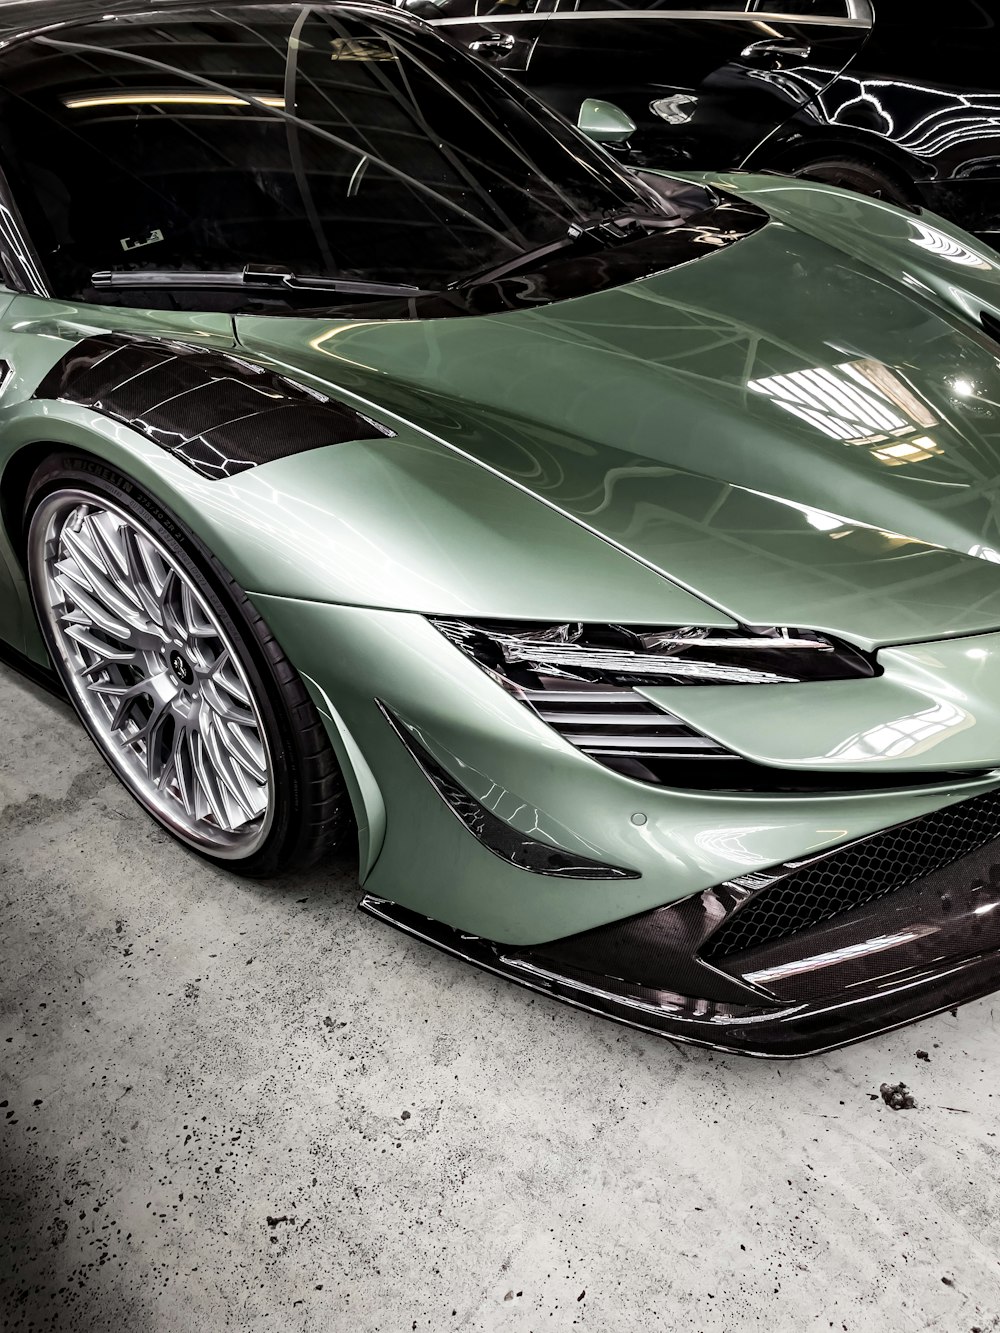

[427,621,961,795]
[430,620,874,688]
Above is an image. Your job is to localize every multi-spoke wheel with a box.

[26,454,349,874]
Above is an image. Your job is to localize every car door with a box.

[419,0,559,76]
[479,1,873,170]
[755,0,1000,239]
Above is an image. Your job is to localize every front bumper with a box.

[363,801,1000,1056]
[251,594,1000,1053]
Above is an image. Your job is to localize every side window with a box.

[746,2,856,15]
[554,2,747,11]
[871,0,993,26]
[400,0,554,16]
[0,165,48,295]
[552,1,869,14]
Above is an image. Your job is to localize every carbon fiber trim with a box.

[361,814,1000,1056]
[34,333,393,480]
[378,700,639,880]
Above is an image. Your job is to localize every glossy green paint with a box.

[0,296,728,644]
[643,632,1000,774]
[4,179,1000,942]
[576,98,636,144]
[299,672,386,879]
[249,594,1000,944]
[235,180,1000,650]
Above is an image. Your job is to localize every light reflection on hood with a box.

[747,356,943,465]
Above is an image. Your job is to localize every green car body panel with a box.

[3,174,1000,954]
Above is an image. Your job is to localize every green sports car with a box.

[3,0,1000,1056]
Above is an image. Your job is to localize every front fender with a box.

[700,169,1000,327]
[0,395,720,636]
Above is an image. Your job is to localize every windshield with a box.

[0,2,706,310]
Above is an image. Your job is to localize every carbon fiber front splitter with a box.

[360,827,1000,1058]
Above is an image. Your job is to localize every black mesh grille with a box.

[703,786,1000,959]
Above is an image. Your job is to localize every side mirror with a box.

[576,98,636,145]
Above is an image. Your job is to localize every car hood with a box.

[235,176,1000,649]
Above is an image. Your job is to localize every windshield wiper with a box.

[451,232,582,289]
[451,211,676,290]
[90,263,429,298]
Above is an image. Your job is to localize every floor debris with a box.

[880,1082,917,1110]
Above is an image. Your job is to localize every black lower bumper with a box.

[361,813,1000,1057]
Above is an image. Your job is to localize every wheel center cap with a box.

[169,650,193,686]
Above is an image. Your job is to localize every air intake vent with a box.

[377,701,638,880]
[523,687,729,761]
[703,785,1000,959]
[35,333,392,480]
[524,684,977,793]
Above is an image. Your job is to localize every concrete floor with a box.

[1,663,1000,1333]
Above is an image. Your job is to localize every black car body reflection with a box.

[415,0,1000,241]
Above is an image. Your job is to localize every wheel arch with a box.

[0,438,70,572]
[0,403,271,594]
[294,671,387,881]
[742,127,926,202]
[1,429,378,874]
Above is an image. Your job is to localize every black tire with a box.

[788,156,916,210]
[24,450,352,877]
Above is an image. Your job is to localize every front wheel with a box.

[25,453,350,876]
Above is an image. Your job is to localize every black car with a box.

[414,0,1000,242]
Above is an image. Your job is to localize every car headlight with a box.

[430,619,874,689]
[430,619,876,788]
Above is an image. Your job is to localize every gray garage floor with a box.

[1,662,999,1333]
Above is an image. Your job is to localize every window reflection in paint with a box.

[823,699,972,763]
[693,825,782,868]
[910,220,994,269]
[747,357,944,465]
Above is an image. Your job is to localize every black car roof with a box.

[0,0,368,43]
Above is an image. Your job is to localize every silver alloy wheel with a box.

[29,490,274,858]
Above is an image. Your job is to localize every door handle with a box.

[741,38,811,65]
[469,31,517,58]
